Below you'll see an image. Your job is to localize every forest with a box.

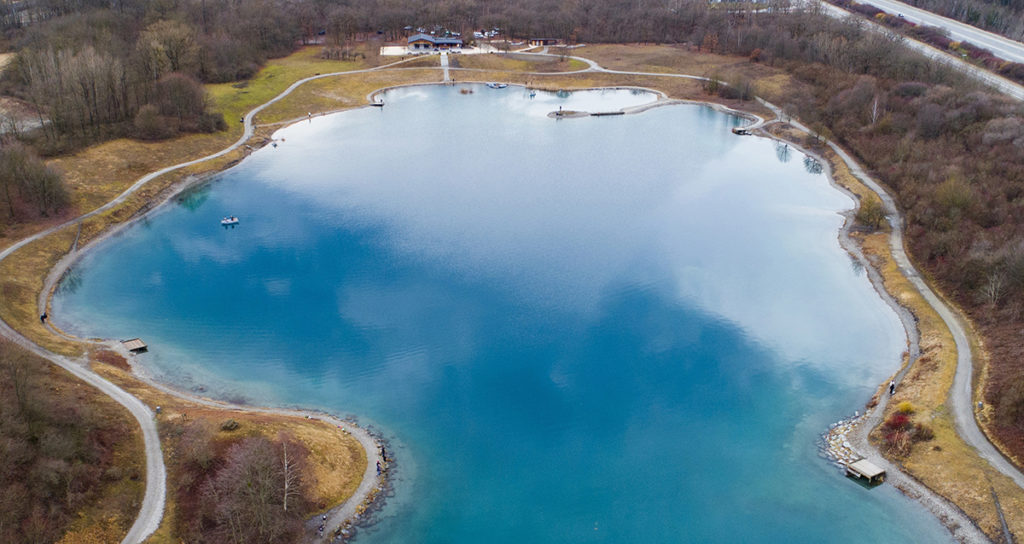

[0,340,140,543]
[0,0,1024,535]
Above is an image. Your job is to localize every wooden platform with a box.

[122,338,148,353]
[846,458,886,484]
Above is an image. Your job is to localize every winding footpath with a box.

[510,48,1021,539]
[3,48,1024,543]
[828,136,1024,491]
[571,48,1024,488]
[0,57,420,543]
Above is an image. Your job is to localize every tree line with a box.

[0,339,138,543]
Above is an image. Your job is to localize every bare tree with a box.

[280,437,300,512]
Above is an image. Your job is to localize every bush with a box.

[893,82,928,98]
[197,112,228,133]
[155,73,207,119]
[914,422,934,441]
[0,144,69,219]
[856,195,886,230]
[881,411,933,456]
[883,412,912,431]
[133,105,175,140]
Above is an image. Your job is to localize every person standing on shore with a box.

[889,381,896,395]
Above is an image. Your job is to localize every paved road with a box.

[817,2,1024,100]
[855,0,1024,63]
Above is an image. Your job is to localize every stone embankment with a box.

[821,412,869,468]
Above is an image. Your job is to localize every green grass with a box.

[207,47,373,127]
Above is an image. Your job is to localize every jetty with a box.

[845,458,886,485]
[122,338,148,353]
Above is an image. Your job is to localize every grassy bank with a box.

[450,53,587,72]
[90,356,366,543]
[3,41,1021,541]
[792,127,1024,541]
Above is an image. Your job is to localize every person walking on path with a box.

[889,381,896,395]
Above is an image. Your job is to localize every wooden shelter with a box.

[846,458,886,484]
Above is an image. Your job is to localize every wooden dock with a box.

[122,338,148,353]
[845,458,886,485]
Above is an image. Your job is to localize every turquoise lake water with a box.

[53,85,952,542]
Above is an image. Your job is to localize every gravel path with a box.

[0,57,420,543]
[104,346,383,544]
[3,47,1022,543]
[0,321,166,543]
[516,49,1010,540]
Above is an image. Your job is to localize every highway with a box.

[817,1,1024,100]
[854,0,1024,63]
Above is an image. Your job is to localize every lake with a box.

[53,85,952,542]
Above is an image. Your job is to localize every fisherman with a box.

[889,381,896,395]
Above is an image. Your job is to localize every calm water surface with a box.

[54,86,952,542]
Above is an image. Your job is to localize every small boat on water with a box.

[221,216,239,226]
[486,82,508,89]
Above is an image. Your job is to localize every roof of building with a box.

[408,33,463,45]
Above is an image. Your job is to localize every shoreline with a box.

[102,342,389,543]
[29,82,755,543]
[0,60,1014,541]
[759,125,991,543]
[34,138,390,543]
